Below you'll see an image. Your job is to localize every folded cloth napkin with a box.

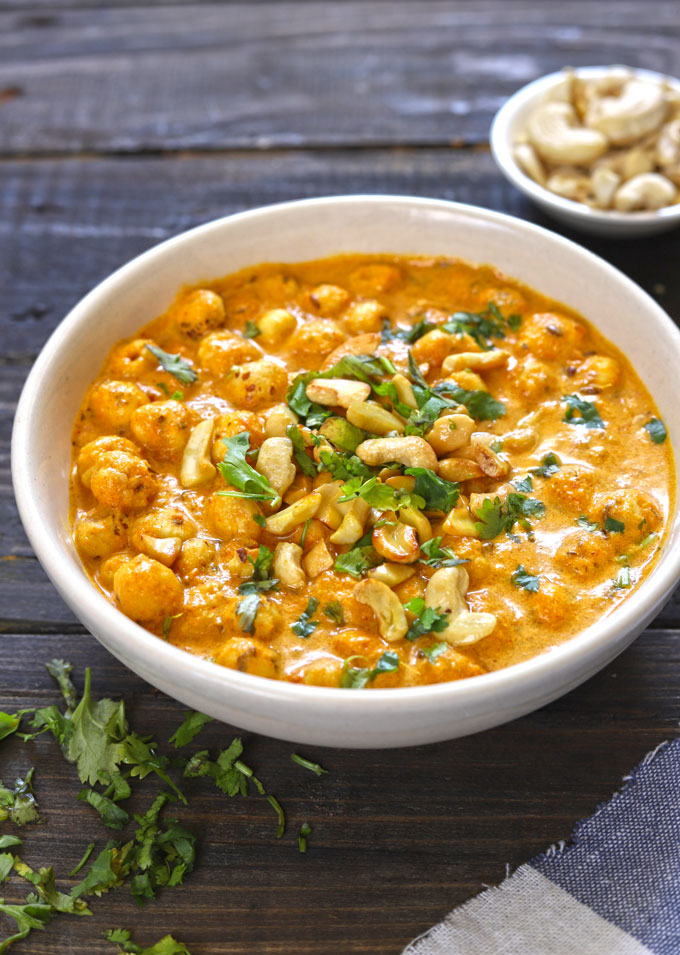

[403,737,680,955]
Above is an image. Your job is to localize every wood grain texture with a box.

[1,630,679,954]
[0,1,679,153]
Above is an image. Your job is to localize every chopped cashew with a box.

[367,563,416,586]
[256,437,297,500]
[316,480,352,530]
[346,400,406,435]
[425,567,496,646]
[425,412,475,456]
[442,501,480,537]
[306,378,371,408]
[590,166,621,208]
[329,498,371,545]
[302,539,334,578]
[470,433,510,479]
[545,168,591,202]
[441,350,508,374]
[528,101,607,165]
[398,506,432,543]
[273,542,306,590]
[437,458,485,482]
[356,436,438,470]
[513,142,547,185]
[180,419,216,488]
[264,404,298,438]
[265,492,321,535]
[354,579,408,642]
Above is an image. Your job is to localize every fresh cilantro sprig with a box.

[217,432,279,504]
[474,493,545,540]
[338,476,425,512]
[404,468,459,512]
[286,425,317,476]
[403,597,450,642]
[442,302,521,350]
[511,565,540,593]
[563,394,605,429]
[169,712,214,749]
[530,452,561,478]
[334,533,382,578]
[291,754,327,777]
[419,537,466,568]
[145,345,197,385]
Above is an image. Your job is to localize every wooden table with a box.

[2,3,680,952]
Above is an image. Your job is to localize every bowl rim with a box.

[11,193,680,717]
[490,64,680,225]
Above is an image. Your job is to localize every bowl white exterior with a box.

[491,66,680,237]
[12,195,680,748]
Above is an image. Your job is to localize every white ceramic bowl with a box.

[491,66,680,237]
[12,196,680,748]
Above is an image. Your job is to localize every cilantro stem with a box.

[298,822,312,853]
[234,760,266,796]
[267,795,285,838]
[69,842,95,877]
[291,753,328,777]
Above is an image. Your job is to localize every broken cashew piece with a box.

[265,492,321,535]
[528,101,607,165]
[425,567,496,646]
[354,579,408,643]
[441,350,508,375]
[256,436,297,501]
[273,542,306,590]
[470,433,510,479]
[306,378,371,408]
[513,142,547,186]
[329,497,370,546]
[356,436,438,471]
[180,419,216,488]
[367,563,416,586]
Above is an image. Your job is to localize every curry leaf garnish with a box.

[644,417,667,444]
[145,345,197,385]
[323,601,345,625]
[474,493,546,540]
[169,712,214,749]
[291,753,327,777]
[291,598,320,639]
[563,394,605,429]
[404,467,459,512]
[217,432,279,504]
[531,452,561,478]
[403,597,449,642]
[419,537,466,568]
[420,642,448,664]
[604,516,625,534]
[511,565,540,593]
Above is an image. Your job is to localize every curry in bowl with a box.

[70,255,673,689]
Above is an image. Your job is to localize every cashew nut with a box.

[613,172,677,211]
[355,436,438,471]
[621,146,654,181]
[316,480,352,530]
[346,400,405,436]
[425,412,474,456]
[265,492,321,535]
[437,458,485,482]
[528,101,607,165]
[273,542,306,590]
[372,521,420,564]
[180,419,217,488]
[470,433,510,479]
[303,539,334,578]
[329,497,370,545]
[590,166,621,208]
[398,506,432,543]
[441,501,480,537]
[306,378,371,408]
[354,579,408,642]
[391,373,418,410]
[657,119,680,168]
[367,563,416,586]
[512,142,546,186]
[264,403,298,438]
[585,78,668,145]
[441,350,508,375]
[255,437,297,503]
[424,567,496,646]
[545,167,591,202]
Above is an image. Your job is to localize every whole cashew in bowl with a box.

[613,173,677,211]
[585,78,667,145]
[425,567,497,647]
[528,101,607,165]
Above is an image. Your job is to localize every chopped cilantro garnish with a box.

[77,787,129,830]
[291,753,327,777]
[604,516,625,534]
[576,515,599,531]
[0,899,54,949]
[420,642,448,664]
[253,513,266,528]
[286,424,317,476]
[513,475,533,493]
[300,518,311,549]
[236,593,260,634]
[404,467,459,512]
[145,344,197,385]
[69,843,96,878]
[334,537,381,579]
[317,449,374,483]
[614,567,632,589]
[490,439,503,453]
[243,320,260,339]
[291,598,320,639]
[531,453,561,478]
[511,565,540,593]
[381,316,436,344]
[0,711,23,743]
[563,394,605,429]
[474,493,545,540]
[104,928,193,954]
[419,537,466,568]
[323,601,345,625]
[267,794,286,839]
[403,597,449,642]
[339,475,426,512]
[169,711,214,749]
[434,381,506,422]
[441,302,509,350]
[217,432,279,504]
[644,417,667,444]
[238,545,278,595]
[340,651,400,688]
[0,769,40,826]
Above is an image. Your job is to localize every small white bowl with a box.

[11,196,680,747]
[491,66,680,237]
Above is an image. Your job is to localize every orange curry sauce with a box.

[70,255,674,688]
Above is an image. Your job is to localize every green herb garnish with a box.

[474,493,545,540]
[291,754,327,777]
[243,320,260,339]
[145,344,197,385]
[420,642,448,664]
[169,711,214,749]
[323,601,345,625]
[604,516,625,535]
[563,394,605,429]
[298,822,312,854]
[217,432,279,504]
[531,453,561,478]
[286,424,317,476]
[644,417,667,444]
[404,467,459,512]
[511,565,540,593]
[403,597,449,642]
[291,598,319,639]
[419,537,466,568]
[340,651,400,689]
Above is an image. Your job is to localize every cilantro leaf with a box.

[442,303,508,350]
[104,928,193,954]
[286,424,317,476]
[0,712,22,743]
[419,537,466,568]
[434,381,506,421]
[45,659,79,712]
[513,475,533,493]
[217,432,279,504]
[238,545,278,595]
[604,516,625,534]
[404,597,449,641]
[420,642,448,664]
[0,899,54,950]
[291,598,319,639]
[78,788,130,830]
[317,449,374,483]
[563,394,605,429]
[371,650,400,676]
[338,476,425,512]
[473,493,545,540]
[236,593,260,633]
[169,711,214,749]
[323,601,345,625]
[576,514,599,531]
[0,769,40,827]
[334,535,382,578]
[243,320,260,339]
[530,452,561,478]
[404,467,459,512]
[291,753,327,777]
[64,669,126,786]
[145,345,197,385]
[120,733,185,803]
[511,565,540,593]
[644,417,667,444]
[339,651,400,688]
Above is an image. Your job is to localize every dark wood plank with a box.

[1,628,678,953]
[1,1,679,153]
